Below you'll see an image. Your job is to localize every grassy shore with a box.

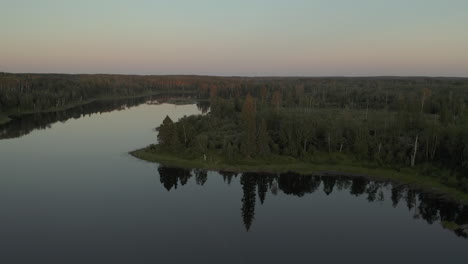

[130,147,468,205]
[0,114,11,125]
[165,97,199,105]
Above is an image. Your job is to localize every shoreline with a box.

[0,91,198,126]
[0,115,11,126]
[130,147,468,206]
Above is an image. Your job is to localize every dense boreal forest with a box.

[2,73,468,194]
[2,72,467,120]
[0,73,202,119]
[147,77,468,194]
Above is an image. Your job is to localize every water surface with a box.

[0,99,467,264]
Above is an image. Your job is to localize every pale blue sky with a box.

[1,0,468,76]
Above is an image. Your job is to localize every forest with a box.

[140,77,468,195]
[2,73,468,196]
[2,72,466,122]
[0,72,205,123]
[0,93,194,140]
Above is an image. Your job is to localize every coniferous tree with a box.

[241,94,257,157]
[170,123,183,153]
[157,115,174,148]
[257,119,270,157]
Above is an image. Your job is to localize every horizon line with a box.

[2,72,468,79]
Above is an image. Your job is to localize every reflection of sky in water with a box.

[0,102,467,264]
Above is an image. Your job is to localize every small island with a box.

[131,82,468,205]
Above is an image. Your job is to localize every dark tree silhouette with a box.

[240,173,257,231]
[220,171,237,185]
[365,182,380,202]
[350,177,368,197]
[322,177,337,196]
[278,173,320,197]
[195,169,208,186]
[158,166,192,191]
[257,175,269,204]
[391,186,404,208]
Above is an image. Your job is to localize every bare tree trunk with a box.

[411,135,419,167]
[365,99,369,121]
[196,138,206,162]
[431,135,438,160]
[421,97,425,113]
[182,125,187,145]
[425,137,429,161]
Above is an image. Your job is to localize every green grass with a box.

[0,113,11,125]
[130,147,468,205]
[165,97,198,105]
[441,221,460,231]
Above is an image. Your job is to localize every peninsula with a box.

[130,77,468,204]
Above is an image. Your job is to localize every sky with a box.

[1,0,468,76]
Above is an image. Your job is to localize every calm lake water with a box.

[1,97,467,264]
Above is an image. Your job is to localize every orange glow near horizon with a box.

[1,0,468,76]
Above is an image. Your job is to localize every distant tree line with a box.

[0,93,196,139]
[2,72,467,118]
[0,73,208,114]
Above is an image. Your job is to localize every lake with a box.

[1,97,467,264]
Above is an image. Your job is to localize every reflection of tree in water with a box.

[417,193,449,224]
[350,177,368,197]
[257,176,269,204]
[322,177,336,196]
[196,101,211,114]
[158,166,192,191]
[220,171,237,185]
[405,189,417,210]
[366,182,380,202]
[0,93,195,139]
[194,169,208,186]
[391,185,405,207]
[278,173,321,197]
[336,178,352,191]
[156,166,468,236]
[240,173,257,231]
